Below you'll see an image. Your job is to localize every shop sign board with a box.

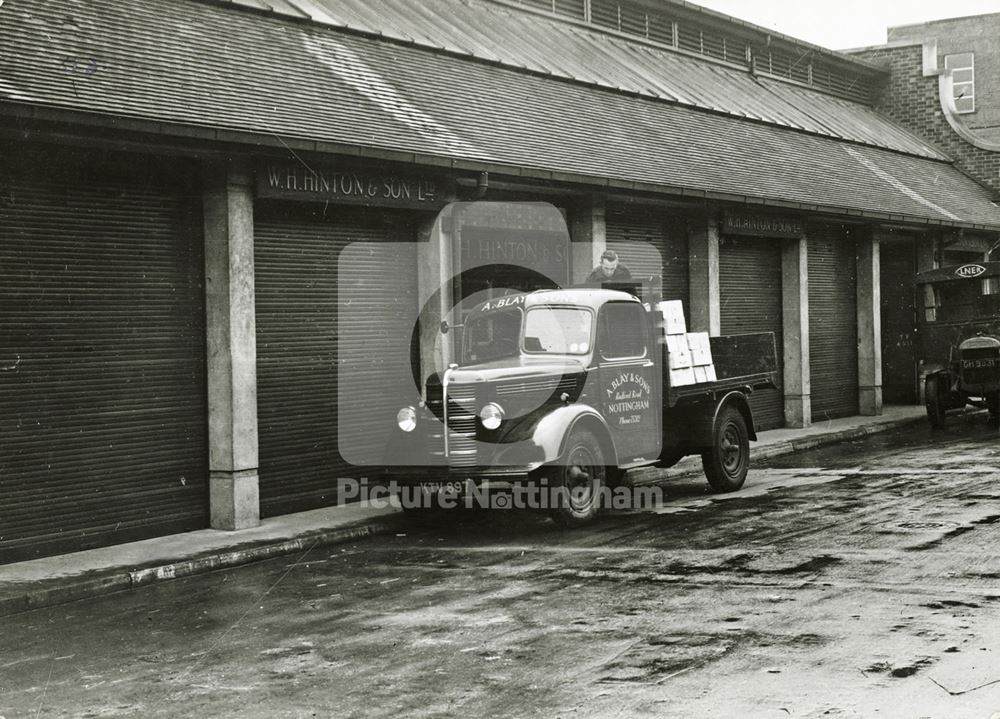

[722,211,804,238]
[257,161,454,209]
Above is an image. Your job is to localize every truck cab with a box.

[917,261,1000,428]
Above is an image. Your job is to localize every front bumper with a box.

[384,465,537,487]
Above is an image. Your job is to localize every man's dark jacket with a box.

[585,264,633,284]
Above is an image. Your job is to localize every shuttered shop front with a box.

[808,226,859,421]
[606,203,688,311]
[719,236,785,430]
[254,204,420,516]
[0,147,208,562]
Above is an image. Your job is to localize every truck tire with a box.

[548,427,606,528]
[988,391,1000,428]
[701,405,749,493]
[925,375,947,429]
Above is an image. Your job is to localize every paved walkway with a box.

[0,405,928,617]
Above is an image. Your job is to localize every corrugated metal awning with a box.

[212,0,943,159]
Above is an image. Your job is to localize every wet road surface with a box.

[2,419,999,718]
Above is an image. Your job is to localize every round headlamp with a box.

[479,402,504,431]
[396,406,417,432]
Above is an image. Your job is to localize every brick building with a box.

[850,13,1000,196]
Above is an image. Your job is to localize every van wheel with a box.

[925,375,947,429]
[702,405,749,493]
[548,428,606,528]
[988,391,1000,428]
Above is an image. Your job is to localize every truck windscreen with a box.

[933,281,1000,323]
[463,307,523,364]
[523,307,592,355]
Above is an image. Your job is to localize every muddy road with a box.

[2,420,999,718]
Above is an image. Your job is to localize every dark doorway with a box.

[880,238,918,404]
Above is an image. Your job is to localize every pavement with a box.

[0,405,931,618]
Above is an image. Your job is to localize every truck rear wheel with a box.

[925,375,947,429]
[548,428,606,528]
[701,405,749,493]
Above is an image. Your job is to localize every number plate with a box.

[417,481,465,494]
[962,358,999,370]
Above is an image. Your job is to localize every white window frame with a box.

[944,52,975,114]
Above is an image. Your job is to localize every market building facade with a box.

[3,0,1000,561]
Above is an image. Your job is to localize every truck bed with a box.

[663,332,778,408]
[666,371,776,406]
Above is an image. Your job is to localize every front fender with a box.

[921,363,948,378]
[531,404,616,464]
[384,404,617,470]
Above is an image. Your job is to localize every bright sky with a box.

[689,0,1000,50]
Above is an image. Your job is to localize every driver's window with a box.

[599,303,647,360]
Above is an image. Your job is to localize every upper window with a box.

[945,53,975,114]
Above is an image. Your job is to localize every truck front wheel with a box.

[701,405,749,493]
[925,374,947,429]
[548,428,606,528]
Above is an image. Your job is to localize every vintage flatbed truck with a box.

[917,261,1000,429]
[385,287,777,526]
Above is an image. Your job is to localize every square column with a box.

[570,195,606,282]
[782,237,811,428]
[204,162,260,530]
[857,232,883,416]
[687,215,720,335]
[418,216,453,378]
[915,236,938,403]
[916,239,938,321]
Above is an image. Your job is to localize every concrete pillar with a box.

[418,214,453,382]
[916,236,937,324]
[782,237,811,428]
[203,162,260,530]
[857,231,883,416]
[915,235,938,403]
[688,214,720,335]
[570,195,606,283]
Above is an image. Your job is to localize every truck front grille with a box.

[445,384,478,468]
[425,382,478,467]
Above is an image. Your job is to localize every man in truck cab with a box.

[585,249,632,285]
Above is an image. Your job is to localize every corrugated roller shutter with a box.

[254,203,420,516]
[719,236,785,430]
[0,149,207,562]
[808,225,858,420]
[606,203,688,312]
